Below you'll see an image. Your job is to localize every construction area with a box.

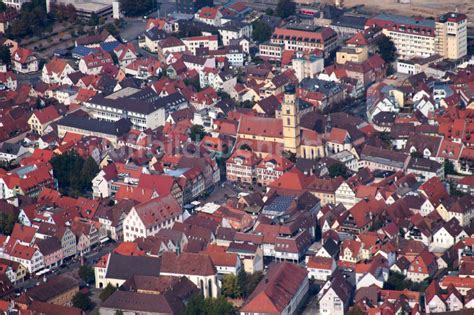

[343,0,474,25]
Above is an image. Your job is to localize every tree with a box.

[104,23,119,36]
[79,265,95,284]
[222,274,240,298]
[72,292,93,311]
[99,283,117,302]
[88,13,99,26]
[276,0,296,19]
[79,156,99,190]
[0,1,6,13]
[189,125,207,142]
[244,271,263,298]
[348,306,364,315]
[185,294,235,315]
[115,311,124,315]
[265,8,274,16]
[184,76,201,91]
[444,159,456,176]
[119,0,153,17]
[0,45,10,65]
[50,151,99,196]
[328,163,350,179]
[7,0,53,39]
[239,100,253,108]
[0,213,16,235]
[377,35,397,63]
[252,20,272,43]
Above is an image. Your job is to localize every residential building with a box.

[240,262,309,315]
[270,26,338,58]
[12,48,38,73]
[123,195,183,242]
[182,35,218,55]
[84,91,188,130]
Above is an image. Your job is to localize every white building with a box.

[123,195,182,242]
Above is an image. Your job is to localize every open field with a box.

[344,0,474,24]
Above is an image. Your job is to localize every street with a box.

[14,242,117,293]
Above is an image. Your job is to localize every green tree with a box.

[185,294,235,315]
[348,305,364,315]
[115,311,124,315]
[328,163,350,179]
[0,213,16,235]
[276,0,296,19]
[7,0,53,39]
[239,100,254,108]
[189,125,207,142]
[444,159,456,176]
[184,76,201,91]
[79,156,99,190]
[377,35,397,63]
[119,0,153,17]
[0,45,12,65]
[50,151,98,196]
[236,269,248,297]
[72,292,93,311]
[265,8,274,16]
[104,23,118,36]
[0,1,7,13]
[88,13,99,26]
[252,20,272,43]
[99,283,117,302]
[222,274,240,298]
[79,265,95,284]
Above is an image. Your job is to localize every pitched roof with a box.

[133,195,181,228]
[105,253,161,280]
[241,262,308,313]
[160,252,216,276]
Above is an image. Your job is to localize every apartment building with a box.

[83,91,188,130]
[123,195,183,242]
[366,14,436,59]
[270,25,338,58]
[259,41,284,62]
[292,51,325,82]
[182,35,218,55]
[366,12,467,60]
[435,12,468,60]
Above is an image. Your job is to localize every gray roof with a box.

[263,196,294,215]
[27,274,79,302]
[89,91,187,115]
[372,13,435,28]
[57,115,132,137]
[105,253,161,280]
[101,290,185,314]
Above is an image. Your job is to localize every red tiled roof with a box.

[31,106,60,125]
[133,195,181,228]
[241,262,308,313]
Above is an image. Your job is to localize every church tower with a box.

[282,84,301,155]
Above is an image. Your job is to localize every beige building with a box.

[292,51,325,82]
[366,12,467,60]
[435,12,468,60]
[336,46,368,64]
[270,26,338,58]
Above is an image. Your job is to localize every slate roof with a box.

[27,274,79,302]
[105,253,161,280]
[57,115,132,137]
[101,290,185,314]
